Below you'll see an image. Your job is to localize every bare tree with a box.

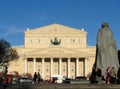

[0,39,19,64]
[7,48,19,61]
[0,39,11,63]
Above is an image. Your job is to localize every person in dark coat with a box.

[96,67,102,84]
[33,72,37,84]
[89,67,97,83]
[117,67,120,84]
[37,72,41,84]
[110,67,116,84]
[0,75,2,86]
[2,75,8,89]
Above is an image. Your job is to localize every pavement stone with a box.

[1,84,120,89]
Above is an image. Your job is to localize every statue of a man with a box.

[95,23,119,77]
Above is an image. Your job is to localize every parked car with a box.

[62,78,72,83]
[18,77,33,84]
[51,75,65,83]
[70,76,90,84]
[75,76,87,81]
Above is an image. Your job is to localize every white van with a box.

[51,75,65,83]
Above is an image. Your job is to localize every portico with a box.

[24,57,88,80]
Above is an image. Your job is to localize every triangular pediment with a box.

[25,24,86,34]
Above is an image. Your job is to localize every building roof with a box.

[24,23,87,34]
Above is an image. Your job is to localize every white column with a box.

[51,58,53,76]
[33,58,36,73]
[42,58,45,80]
[68,58,70,78]
[59,58,62,75]
[84,58,88,77]
[76,58,79,77]
[24,58,27,74]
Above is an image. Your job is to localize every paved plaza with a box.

[1,84,120,89]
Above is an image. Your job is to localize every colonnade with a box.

[24,57,88,80]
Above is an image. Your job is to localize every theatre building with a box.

[8,24,96,80]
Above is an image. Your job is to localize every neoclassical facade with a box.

[8,24,96,80]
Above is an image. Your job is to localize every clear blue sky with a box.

[0,0,120,49]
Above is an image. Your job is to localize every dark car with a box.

[62,78,72,83]
[75,76,87,81]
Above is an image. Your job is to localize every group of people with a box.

[33,72,41,84]
[0,74,12,89]
[90,66,120,84]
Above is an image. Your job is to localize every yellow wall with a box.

[8,24,96,79]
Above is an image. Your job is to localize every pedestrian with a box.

[90,67,97,83]
[106,66,111,84]
[96,67,102,84]
[2,75,8,89]
[37,72,41,84]
[117,67,120,84]
[33,72,37,84]
[0,74,2,86]
[110,67,116,84]
[8,75,12,88]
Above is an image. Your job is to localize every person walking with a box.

[117,67,120,84]
[110,67,116,84]
[0,74,2,86]
[37,72,41,84]
[96,67,102,84]
[8,75,12,88]
[2,75,8,89]
[33,72,37,84]
[106,67,111,84]
[90,67,97,83]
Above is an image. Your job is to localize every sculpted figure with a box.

[95,23,119,77]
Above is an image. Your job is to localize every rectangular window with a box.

[78,38,82,44]
[71,38,75,44]
[29,39,32,44]
[36,39,40,43]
